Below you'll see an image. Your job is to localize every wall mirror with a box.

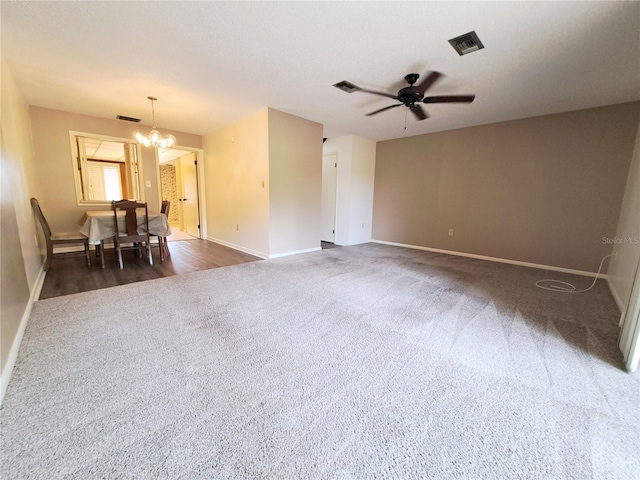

[69,131,145,206]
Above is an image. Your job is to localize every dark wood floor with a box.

[39,240,262,299]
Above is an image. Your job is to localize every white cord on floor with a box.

[535,253,616,293]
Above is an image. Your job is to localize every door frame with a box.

[620,257,640,372]
[155,145,206,240]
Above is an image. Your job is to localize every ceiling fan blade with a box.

[365,104,403,116]
[333,80,397,99]
[423,95,476,104]
[409,104,428,121]
[358,88,399,100]
[415,71,443,95]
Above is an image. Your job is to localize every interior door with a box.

[179,152,200,238]
[321,153,338,243]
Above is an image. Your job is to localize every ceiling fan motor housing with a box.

[397,86,423,106]
[397,73,423,105]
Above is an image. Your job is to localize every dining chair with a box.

[154,200,171,259]
[146,200,170,263]
[30,198,91,271]
[112,200,153,269]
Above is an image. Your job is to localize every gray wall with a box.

[373,102,640,272]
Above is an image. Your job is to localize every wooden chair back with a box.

[112,200,149,239]
[30,198,53,241]
[30,197,91,271]
[159,200,171,259]
[161,200,170,218]
[112,200,152,268]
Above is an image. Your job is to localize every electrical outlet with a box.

[448,229,454,236]
[145,180,151,188]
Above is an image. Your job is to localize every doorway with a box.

[321,153,338,244]
[158,147,203,241]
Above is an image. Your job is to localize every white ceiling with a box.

[158,147,193,165]
[82,137,187,164]
[2,1,639,142]
[84,138,126,162]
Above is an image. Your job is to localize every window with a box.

[86,161,122,200]
[69,132,144,206]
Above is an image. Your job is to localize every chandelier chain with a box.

[135,96,175,149]
[149,96,157,128]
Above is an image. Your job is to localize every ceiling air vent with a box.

[448,31,484,56]
[116,115,141,123]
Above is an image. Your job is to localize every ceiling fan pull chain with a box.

[404,108,408,130]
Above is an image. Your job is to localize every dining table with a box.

[78,209,172,268]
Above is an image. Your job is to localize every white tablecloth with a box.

[79,210,172,244]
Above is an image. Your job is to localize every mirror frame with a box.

[69,131,146,207]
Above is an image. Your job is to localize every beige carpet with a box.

[1,243,638,478]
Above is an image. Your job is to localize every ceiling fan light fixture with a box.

[134,96,176,148]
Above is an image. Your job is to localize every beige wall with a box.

[203,109,271,257]
[609,121,640,309]
[203,108,323,258]
[29,106,202,232]
[1,63,39,382]
[373,102,640,272]
[323,135,376,246]
[268,109,323,256]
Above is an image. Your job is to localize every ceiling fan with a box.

[333,71,475,121]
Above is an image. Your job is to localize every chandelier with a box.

[134,96,176,148]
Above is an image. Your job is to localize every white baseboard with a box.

[371,239,607,279]
[269,247,321,259]
[607,278,626,315]
[206,237,321,260]
[32,264,46,301]
[0,266,45,406]
[206,237,268,259]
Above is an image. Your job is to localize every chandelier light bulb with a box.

[159,135,176,149]
[150,130,161,143]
